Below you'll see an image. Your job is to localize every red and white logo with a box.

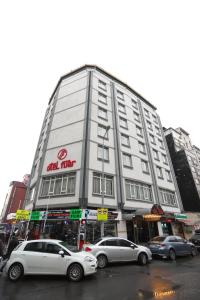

[57,149,67,160]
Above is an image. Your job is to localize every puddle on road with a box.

[138,284,181,299]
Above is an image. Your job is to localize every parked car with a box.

[82,237,152,268]
[189,232,200,251]
[148,235,196,260]
[5,239,97,282]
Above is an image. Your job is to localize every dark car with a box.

[148,235,196,260]
[189,232,200,251]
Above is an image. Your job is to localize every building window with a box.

[40,173,76,197]
[165,170,172,182]
[138,142,146,154]
[134,112,140,123]
[136,126,143,137]
[119,117,128,129]
[93,173,113,196]
[117,90,124,101]
[158,139,164,149]
[30,187,35,202]
[97,145,109,161]
[132,99,138,109]
[153,149,159,161]
[144,108,150,118]
[98,80,107,91]
[155,126,161,136]
[152,114,158,124]
[141,160,149,174]
[122,153,132,168]
[162,154,168,165]
[160,188,177,206]
[150,134,156,145]
[98,107,108,120]
[98,124,109,139]
[156,166,163,179]
[98,92,107,105]
[147,121,153,131]
[121,133,130,147]
[125,180,152,202]
[118,102,126,114]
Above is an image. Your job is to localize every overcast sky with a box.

[0,0,200,213]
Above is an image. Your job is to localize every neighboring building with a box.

[164,127,200,212]
[0,181,27,223]
[24,65,183,244]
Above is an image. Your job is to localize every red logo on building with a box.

[47,149,76,172]
[57,149,67,160]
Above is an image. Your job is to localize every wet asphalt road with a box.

[1,255,200,300]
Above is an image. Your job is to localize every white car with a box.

[5,239,97,282]
[83,237,152,268]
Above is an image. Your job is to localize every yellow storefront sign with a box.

[16,210,30,220]
[97,208,108,221]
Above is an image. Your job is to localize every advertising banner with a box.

[70,209,82,220]
[97,208,108,221]
[16,210,30,220]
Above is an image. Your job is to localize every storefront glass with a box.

[85,221,117,243]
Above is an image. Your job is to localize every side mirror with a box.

[183,239,187,243]
[59,250,65,257]
[130,244,136,249]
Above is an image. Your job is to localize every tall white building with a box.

[25,65,183,244]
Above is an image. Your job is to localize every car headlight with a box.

[84,256,95,262]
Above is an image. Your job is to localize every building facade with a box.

[1,181,27,223]
[24,65,183,244]
[164,127,200,212]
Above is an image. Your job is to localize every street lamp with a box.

[101,125,110,238]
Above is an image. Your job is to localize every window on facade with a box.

[141,160,149,174]
[165,170,172,182]
[153,149,159,161]
[30,187,35,202]
[122,153,132,167]
[118,102,126,114]
[160,189,177,206]
[125,180,152,202]
[161,155,167,165]
[150,134,156,144]
[138,141,146,154]
[147,121,153,131]
[117,90,124,101]
[136,126,143,137]
[98,80,107,91]
[98,92,107,105]
[98,124,109,139]
[134,112,140,122]
[40,173,76,197]
[132,99,138,109]
[144,108,150,118]
[156,166,163,179]
[93,173,113,196]
[97,145,109,161]
[152,114,158,124]
[155,126,161,136]
[121,133,130,147]
[98,107,108,120]
[119,117,128,129]
[158,139,164,149]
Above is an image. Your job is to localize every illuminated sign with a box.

[154,290,175,297]
[47,148,76,172]
[143,214,161,221]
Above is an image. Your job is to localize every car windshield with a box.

[59,241,79,252]
[93,238,103,245]
[151,236,166,242]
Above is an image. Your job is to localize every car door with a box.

[176,237,191,255]
[118,239,138,261]
[23,242,47,274]
[42,242,70,275]
[167,237,184,255]
[103,239,121,262]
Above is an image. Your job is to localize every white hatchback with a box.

[5,239,97,282]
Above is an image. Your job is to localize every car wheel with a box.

[67,263,83,282]
[169,249,176,261]
[191,247,197,257]
[97,254,108,269]
[8,263,23,281]
[138,253,148,265]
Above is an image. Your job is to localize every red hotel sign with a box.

[47,148,76,172]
